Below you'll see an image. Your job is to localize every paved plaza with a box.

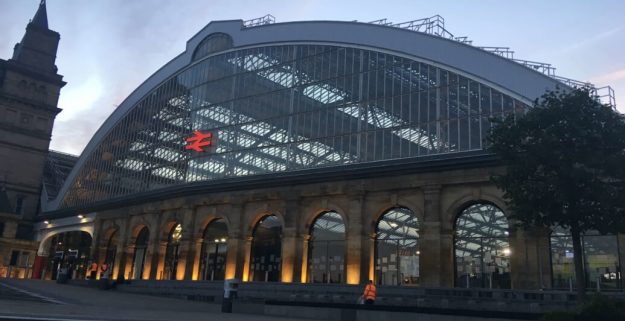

[0,279,324,321]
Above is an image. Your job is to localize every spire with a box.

[31,0,49,29]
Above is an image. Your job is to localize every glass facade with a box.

[550,228,623,290]
[200,219,228,281]
[375,207,420,286]
[454,203,510,289]
[61,44,528,209]
[308,211,345,283]
[249,215,282,282]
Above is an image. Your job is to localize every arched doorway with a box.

[131,227,149,280]
[375,207,420,286]
[550,227,622,290]
[163,223,183,280]
[200,219,228,281]
[308,211,345,283]
[45,231,92,280]
[454,203,511,289]
[249,215,282,282]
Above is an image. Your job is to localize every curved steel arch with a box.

[50,19,564,211]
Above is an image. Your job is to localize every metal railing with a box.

[241,14,616,108]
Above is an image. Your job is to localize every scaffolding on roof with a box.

[242,14,616,108]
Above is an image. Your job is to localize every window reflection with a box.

[454,203,510,289]
[200,219,228,281]
[550,227,622,290]
[249,215,282,282]
[308,211,345,283]
[375,207,420,286]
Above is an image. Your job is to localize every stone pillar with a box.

[192,238,203,281]
[280,197,300,283]
[228,203,246,281]
[281,227,297,283]
[123,244,135,279]
[420,186,449,287]
[116,219,131,280]
[300,234,311,283]
[179,207,197,281]
[242,236,253,282]
[346,191,367,284]
[150,240,167,280]
[510,226,552,289]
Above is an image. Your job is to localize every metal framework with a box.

[243,14,616,108]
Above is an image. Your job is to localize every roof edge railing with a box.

[241,14,616,108]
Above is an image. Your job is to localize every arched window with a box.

[164,223,182,280]
[308,211,345,283]
[375,207,420,286]
[132,227,149,280]
[454,203,510,289]
[249,215,282,282]
[104,230,118,272]
[550,227,622,290]
[200,219,228,281]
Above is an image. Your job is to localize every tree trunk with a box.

[570,227,586,301]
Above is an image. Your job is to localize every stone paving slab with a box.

[0,279,324,321]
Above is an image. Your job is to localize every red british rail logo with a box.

[185,130,212,152]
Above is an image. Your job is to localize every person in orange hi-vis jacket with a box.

[362,280,377,305]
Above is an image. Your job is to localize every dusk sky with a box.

[1,0,624,156]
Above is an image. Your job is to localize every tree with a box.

[487,88,625,299]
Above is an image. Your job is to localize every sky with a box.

[1,0,624,156]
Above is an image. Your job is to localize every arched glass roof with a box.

[59,43,530,209]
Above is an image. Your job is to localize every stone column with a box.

[510,226,552,289]
[179,207,197,280]
[116,219,131,280]
[280,197,300,283]
[192,238,204,281]
[420,186,449,287]
[281,227,297,283]
[150,240,167,280]
[346,191,367,284]
[300,234,311,283]
[242,236,253,282]
[123,244,135,279]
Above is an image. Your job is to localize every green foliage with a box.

[487,88,625,234]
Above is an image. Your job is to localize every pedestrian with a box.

[362,280,377,305]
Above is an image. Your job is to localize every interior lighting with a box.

[503,248,511,256]
[220,238,226,242]
[77,214,84,219]
[44,220,49,224]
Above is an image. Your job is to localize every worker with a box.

[100,263,109,278]
[362,280,377,305]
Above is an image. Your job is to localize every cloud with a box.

[556,26,624,55]
[589,68,625,85]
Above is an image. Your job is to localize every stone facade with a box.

[0,1,65,278]
[89,164,554,289]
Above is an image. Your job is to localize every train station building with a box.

[2,2,623,292]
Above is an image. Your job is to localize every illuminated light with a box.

[185,130,213,152]
[220,238,226,243]
[347,264,360,285]
[389,222,398,228]
[416,251,420,255]
[58,242,62,245]
[77,214,84,219]
[44,220,49,224]
[214,239,220,243]
[503,248,511,256]
[504,231,509,236]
